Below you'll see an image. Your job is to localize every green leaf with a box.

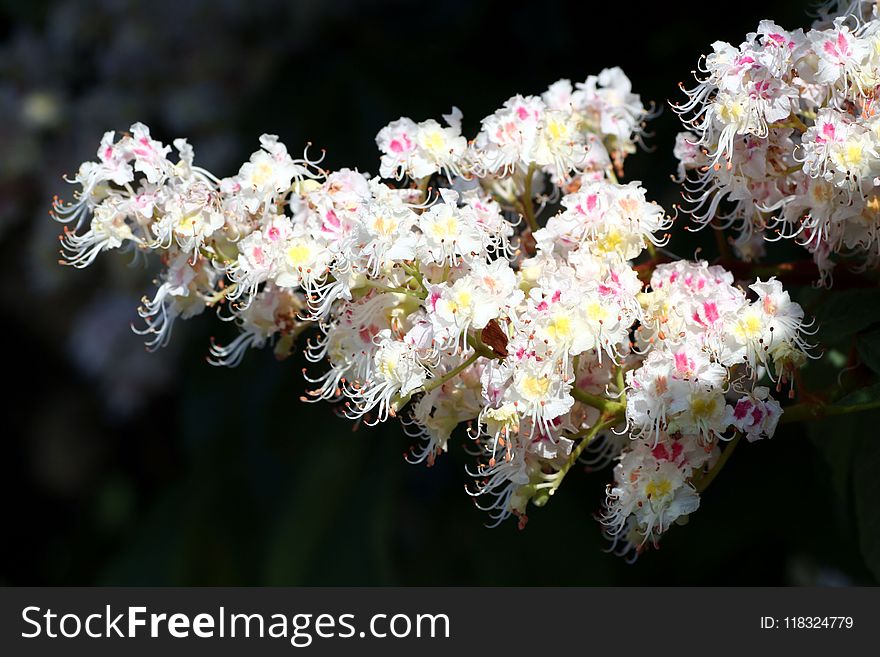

[808,415,856,506]
[814,290,880,346]
[809,410,880,581]
[857,330,880,374]
[852,429,880,581]
[836,383,880,407]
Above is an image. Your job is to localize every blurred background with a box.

[1,0,876,585]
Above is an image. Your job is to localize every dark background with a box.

[1,0,875,585]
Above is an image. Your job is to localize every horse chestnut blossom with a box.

[51,20,880,562]
[674,2,880,283]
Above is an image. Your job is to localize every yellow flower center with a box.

[430,215,459,241]
[454,288,473,308]
[585,301,608,323]
[175,212,200,234]
[422,130,446,153]
[378,356,397,379]
[689,394,718,420]
[719,100,744,124]
[546,119,568,143]
[595,228,625,255]
[546,314,572,341]
[837,141,864,170]
[733,311,763,341]
[250,162,274,187]
[287,241,313,267]
[645,478,673,500]
[520,375,550,401]
[372,215,397,236]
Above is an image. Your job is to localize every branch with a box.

[571,387,626,417]
[531,415,618,506]
[363,280,424,298]
[693,433,741,494]
[719,258,878,288]
[780,398,880,424]
[520,163,539,232]
[419,350,481,395]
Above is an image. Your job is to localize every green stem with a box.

[694,433,741,494]
[558,418,616,479]
[199,245,234,266]
[467,332,502,360]
[571,387,626,417]
[401,262,428,299]
[791,113,808,133]
[532,417,617,505]
[615,365,626,405]
[521,163,539,232]
[416,176,431,203]
[780,399,880,424]
[204,282,237,306]
[419,351,481,394]
[769,113,808,133]
[363,280,423,299]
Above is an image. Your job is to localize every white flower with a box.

[800,109,879,188]
[575,67,647,143]
[806,20,869,87]
[274,235,331,289]
[60,198,138,268]
[667,378,728,439]
[376,111,466,180]
[344,329,428,423]
[356,200,419,275]
[603,439,704,554]
[728,386,782,441]
[504,356,573,437]
[127,122,172,184]
[473,95,545,172]
[154,179,224,253]
[135,251,215,350]
[235,134,305,212]
[376,118,419,179]
[412,112,467,178]
[417,192,483,265]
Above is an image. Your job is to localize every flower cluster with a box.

[604,262,807,557]
[2,0,338,418]
[377,67,651,183]
[674,4,880,283]
[52,68,812,558]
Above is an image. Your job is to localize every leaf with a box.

[814,289,880,346]
[852,429,880,580]
[809,410,880,581]
[480,320,509,358]
[808,415,857,507]
[857,330,880,374]
[836,382,880,406]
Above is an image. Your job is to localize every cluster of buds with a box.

[674,3,880,283]
[52,67,813,558]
